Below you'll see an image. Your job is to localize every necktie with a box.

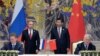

[58,28,61,38]
[86,45,88,50]
[29,29,32,39]
[12,45,15,50]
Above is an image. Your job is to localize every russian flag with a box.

[9,0,26,36]
[39,39,46,50]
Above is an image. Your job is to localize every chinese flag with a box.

[68,0,85,43]
[49,39,57,51]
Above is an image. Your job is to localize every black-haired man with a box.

[51,18,70,54]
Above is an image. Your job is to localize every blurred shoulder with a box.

[33,29,39,33]
[62,27,68,31]
[77,42,84,47]
[16,42,23,46]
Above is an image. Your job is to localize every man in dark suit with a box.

[1,33,24,54]
[22,20,40,54]
[74,34,96,54]
[51,18,70,54]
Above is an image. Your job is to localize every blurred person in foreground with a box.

[74,34,96,54]
[1,33,24,54]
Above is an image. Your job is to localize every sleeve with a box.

[18,43,24,54]
[36,31,40,50]
[51,29,55,39]
[1,43,7,50]
[93,45,96,50]
[21,31,25,42]
[65,29,70,49]
[74,44,80,54]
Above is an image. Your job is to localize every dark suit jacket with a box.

[22,29,40,54]
[1,42,24,54]
[51,27,70,51]
[74,42,96,54]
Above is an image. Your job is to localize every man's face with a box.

[10,36,17,44]
[55,20,63,27]
[83,37,91,45]
[28,21,33,29]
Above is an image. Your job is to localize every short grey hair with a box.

[84,34,92,40]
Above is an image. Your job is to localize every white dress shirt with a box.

[11,43,16,49]
[28,29,33,36]
[57,27,62,37]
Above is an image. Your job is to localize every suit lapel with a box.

[31,29,36,39]
[60,27,64,38]
[83,43,88,50]
[31,29,34,39]
[26,29,30,39]
[14,42,18,50]
[55,27,64,38]
[55,27,59,38]
[84,45,87,50]
[88,43,91,50]
[9,43,12,50]
[26,29,34,40]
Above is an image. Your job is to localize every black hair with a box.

[56,13,64,23]
[56,18,64,23]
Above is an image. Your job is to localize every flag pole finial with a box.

[73,0,78,4]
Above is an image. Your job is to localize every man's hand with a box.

[36,49,39,54]
[67,48,71,54]
[67,51,71,54]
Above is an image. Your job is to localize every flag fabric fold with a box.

[39,39,46,50]
[68,0,85,43]
[9,0,26,36]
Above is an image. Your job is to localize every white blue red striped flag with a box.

[9,0,26,36]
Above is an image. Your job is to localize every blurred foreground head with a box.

[83,34,92,45]
[9,33,17,44]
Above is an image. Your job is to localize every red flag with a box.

[68,0,85,43]
[49,39,57,51]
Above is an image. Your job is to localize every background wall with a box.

[0,0,100,40]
